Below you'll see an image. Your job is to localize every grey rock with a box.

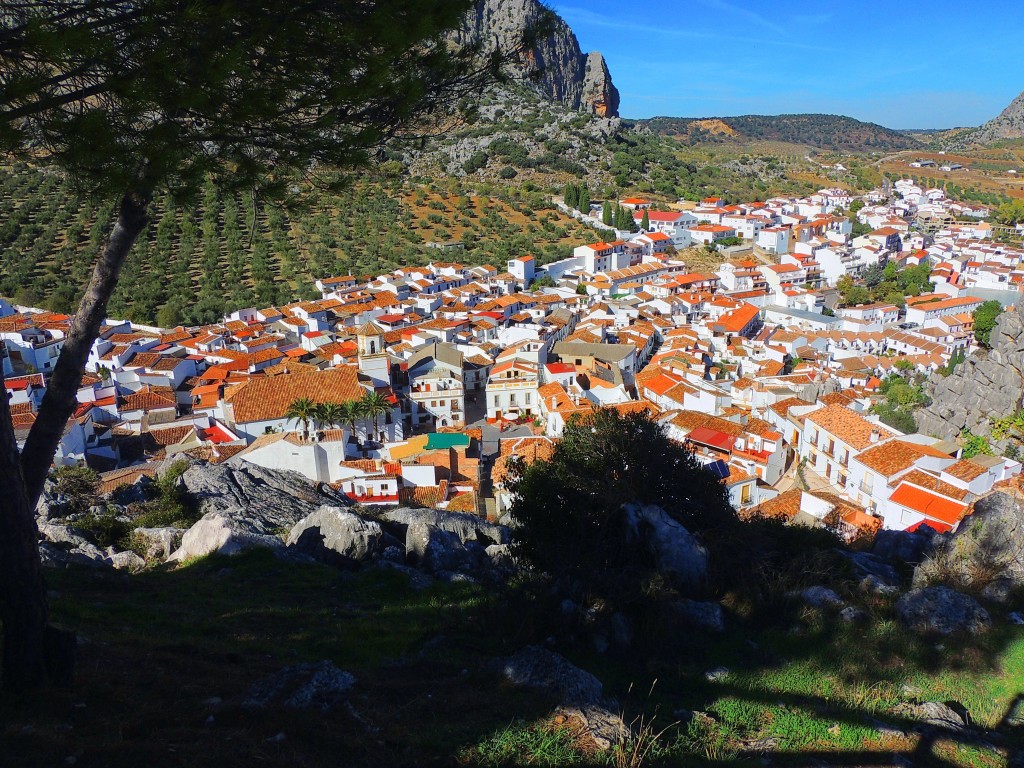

[38,523,92,549]
[860,575,900,596]
[622,503,708,590]
[168,513,284,563]
[801,586,845,609]
[896,586,992,635]
[380,507,509,546]
[980,578,1016,604]
[841,550,900,586]
[895,701,969,732]
[839,606,868,623]
[39,542,68,569]
[484,543,515,571]
[243,661,355,712]
[914,492,1024,590]
[286,506,396,566]
[167,462,349,562]
[106,549,145,572]
[133,527,183,561]
[501,645,627,749]
[455,0,619,116]
[405,520,473,573]
[704,666,730,682]
[668,599,726,633]
[502,645,603,704]
[873,529,935,564]
[1009,611,1024,625]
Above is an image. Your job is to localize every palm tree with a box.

[314,402,346,436]
[359,390,393,443]
[285,397,316,439]
[337,400,362,445]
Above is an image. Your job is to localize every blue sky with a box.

[552,1,1024,129]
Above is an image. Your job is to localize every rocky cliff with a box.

[459,0,619,117]
[949,89,1024,149]
[915,302,1024,445]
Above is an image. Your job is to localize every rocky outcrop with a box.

[286,507,397,567]
[950,89,1024,149]
[913,492,1024,591]
[458,0,619,116]
[916,302,1023,446]
[166,462,351,562]
[896,586,991,635]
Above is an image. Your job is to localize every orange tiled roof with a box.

[225,367,363,423]
[805,404,893,451]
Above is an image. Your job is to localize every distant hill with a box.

[947,90,1024,150]
[643,114,923,153]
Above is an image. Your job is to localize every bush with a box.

[52,465,101,515]
[508,409,735,599]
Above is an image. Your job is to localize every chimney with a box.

[869,429,880,443]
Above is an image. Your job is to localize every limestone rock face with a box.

[950,89,1024,149]
[458,0,619,116]
[167,462,349,562]
[915,302,1024,446]
[913,492,1024,590]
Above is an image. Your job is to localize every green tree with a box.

[961,429,994,459]
[0,0,535,691]
[563,182,578,210]
[508,409,734,597]
[286,397,317,438]
[974,300,1003,347]
[312,402,347,435]
[337,400,363,445]
[640,208,650,230]
[601,200,613,226]
[577,185,590,214]
[359,391,393,443]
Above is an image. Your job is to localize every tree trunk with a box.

[0,365,50,691]
[0,185,150,692]
[20,187,151,509]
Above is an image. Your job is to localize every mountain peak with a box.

[460,0,619,117]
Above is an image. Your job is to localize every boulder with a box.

[895,701,970,732]
[405,520,474,573]
[38,523,93,549]
[106,549,145,572]
[913,492,1024,591]
[622,503,708,591]
[840,550,901,587]
[380,507,509,546]
[243,661,355,712]
[501,645,627,750]
[286,507,396,567]
[166,461,351,562]
[896,586,992,635]
[872,528,936,564]
[167,513,284,563]
[666,599,726,633]
[132,527,183,561]
[502,645,603,704]
[180,460,349,535]
[800,586,845,610]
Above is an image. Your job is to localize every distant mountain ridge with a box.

[947,90,1024,150]
[642,113,923,153]
[458,0,619,117]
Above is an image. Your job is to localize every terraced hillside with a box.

[0,165,601,325]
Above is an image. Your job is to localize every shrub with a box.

[508,409,735,599]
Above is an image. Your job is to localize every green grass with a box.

[3,551,1022,767]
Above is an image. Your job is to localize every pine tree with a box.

[640,208,650,231]
[602,200,613,226]
[578,186,590,214]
